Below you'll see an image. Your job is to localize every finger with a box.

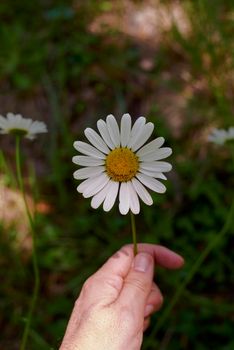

[125,243,184,269]
[144,283,163,317]
[93,244,184,283]
[143,317,150,332]
[118,252,154,316]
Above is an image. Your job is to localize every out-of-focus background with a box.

[0,1,233,349]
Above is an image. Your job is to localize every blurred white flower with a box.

[228,127,234,139]
[0,113,47,139]
[208,126,234,145]
[73,114,172,215]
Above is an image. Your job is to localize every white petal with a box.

[127,117,146,149]
[106,114,120,147]
[6,112,15,120]
[73,141,106,159]
[83,173,110,198]
[72,156,105,166]
[0,116,7,128]
[131,178,153,205]
[139,168,167,180]
[84,128,110,154]
[119,182,130,215]
[30,121,47,133]
[140,161,172,172]
[77,173,108,194]
[73,166,105,180]
[139,147,172,162]
[131,122,154,152]
[16,115,31,129]
[77,177,97,193]
[91,181,111,209]
[103,181,119,212]
[26,134,35,140]
[136,137,165,157]
[128,181,140,214]
[136,173,166,193]
[7,114,18,126]
[120,113,132,147]
[228,126,234,137]
[8,113,23,124]
[208,135,224,145]
[29,121,41,132]
[97,119,115,149]
[208,128,227,145]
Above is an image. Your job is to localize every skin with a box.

[60,243,184,350]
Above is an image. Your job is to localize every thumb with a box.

[118,252,154,314]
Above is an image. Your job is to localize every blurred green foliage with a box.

[0,0,233,349]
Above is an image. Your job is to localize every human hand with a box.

[60,244,184,350]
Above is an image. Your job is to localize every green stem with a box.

[0,150,17,186]
[145,198,234,346]
[16,138,33,228]
[16,137,40,350]
[130,212,138,256]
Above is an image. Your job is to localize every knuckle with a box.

[118,304,135,326]
[119,245,132,257]
[105,275,123,292]
[81,276,95,295]
[81,274,123,301]
[125,276,147,294]
[118,304,143,336]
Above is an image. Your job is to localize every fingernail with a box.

[144,304,154,317]
[134,253,151,272]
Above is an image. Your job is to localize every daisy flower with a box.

[0,113,47,139]
[208,126,234,145]
[0,112,47,348]
[73,114,172,215]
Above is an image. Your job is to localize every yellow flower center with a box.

[105,147,139,182]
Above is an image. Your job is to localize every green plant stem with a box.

[145,198,234,346]
[130,212,138,256]
[0,150,17,186]
[16,137,40,350]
